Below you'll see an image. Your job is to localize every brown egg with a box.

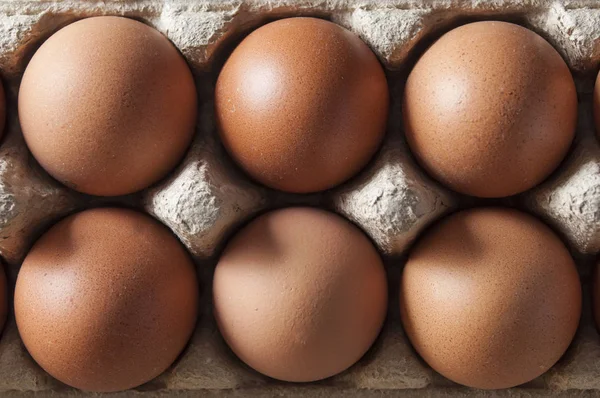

[19,16,197,196]
[403,21,577,198]
[215,17,389,193]
[0,79,6,141]
[14,208,199,392]
[594,72,600,139]
[213,207,387,382]
[594,262,600,331]
[400,207,581,389]
[0,262,7,335]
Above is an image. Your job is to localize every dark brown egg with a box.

[19,16,197,196]
[403,21,577,198]
[400,207,581,389]
[14,208,199,392]
[213,207,387,382]
[215,17,389,193]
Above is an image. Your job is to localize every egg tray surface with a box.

[0,0,598,396]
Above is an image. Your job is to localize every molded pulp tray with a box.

[0,0,599,396]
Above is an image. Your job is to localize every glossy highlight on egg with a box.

[403,21,577,198]
[215,17,389,193]
[19,16,197,196]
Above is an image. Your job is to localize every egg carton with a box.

[0,0,598,396]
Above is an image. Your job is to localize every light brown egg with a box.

[403,21,577,198]
[14,208,199,392]
[19,16,197,196]
[215,17,389,193]
[213,207,387,382]
[400,207,581,389]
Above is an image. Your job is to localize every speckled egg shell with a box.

[18,16,197,196]
[403,21,577,198]
[14,208,199,392]
[400,207,581,389]
[213,207,388,382]
[215,17,389,193]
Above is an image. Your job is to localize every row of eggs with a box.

[7,14,588,198]
[0,9,595,395]
[0,203,588,392]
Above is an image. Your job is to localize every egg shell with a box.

[0,78,5,141]
[14,208,199,392]
[403,21,577,198]
[0,263,7,335]
[215,17,389,193]
[594,71,600,140]
[18,16,197,196]
[213,207,388,382]
[594,262,600,332]
[400,207,581,389]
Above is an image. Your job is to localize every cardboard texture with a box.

[0,0,597,396]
